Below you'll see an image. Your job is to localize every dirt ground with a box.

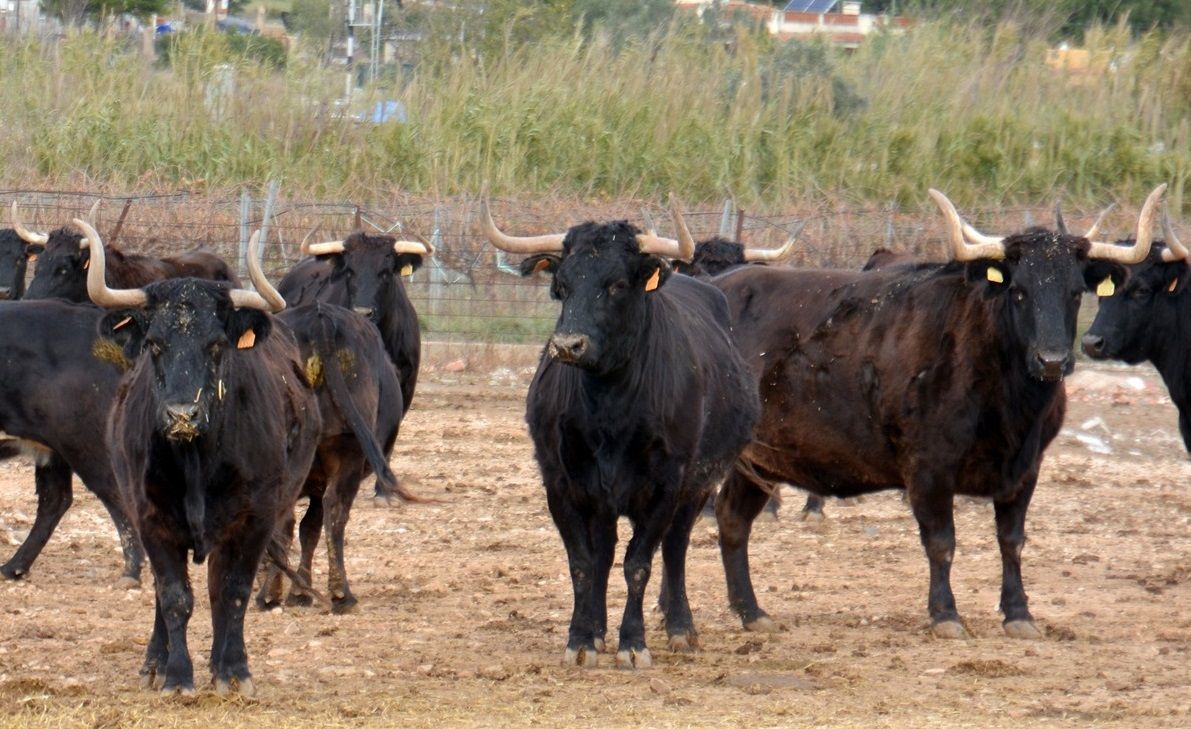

[1,360,1189,728]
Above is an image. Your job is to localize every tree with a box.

[42,0,170,25]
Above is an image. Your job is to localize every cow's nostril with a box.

[549,334,589,362]
[166,403,199,422]
[1081,334,1104,356]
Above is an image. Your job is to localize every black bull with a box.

[706,187,1162,638]
[487,214,761,668]
[84,219,321,696]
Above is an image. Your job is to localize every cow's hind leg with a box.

[91,482,144,588]
[285,487,323,607]
[801,493,825,522]
[996,474,1041,639]
[659,493,708,653]
[717,469,781,632]
[324,461,366,614]
[1,454,72,580]
[254,511,293,610]
[546,488,601,668]
[908,481,966,638]
[209,521,271,696]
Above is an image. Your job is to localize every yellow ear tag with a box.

[986,267,1004,284]
[236,329,256,350]
[1097,277,1115,297]
[1168,278,1179,293]
[644,268,661,292]
[113,316,132,331]
[400,263,413,277]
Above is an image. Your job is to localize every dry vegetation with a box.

[0,20,1186,212]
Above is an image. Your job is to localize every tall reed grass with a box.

[0,21,1186,211]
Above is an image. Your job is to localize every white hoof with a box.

[116,576,141,590]
[593,638,606,653]
[667,633,696,653]
[744,616,784,633]
[1003,620,1043,639]
[931,620,970,639]
[615,647,652,670]
[562,647,598,668]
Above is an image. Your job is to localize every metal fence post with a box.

[238,189,250,279]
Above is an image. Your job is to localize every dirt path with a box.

[1,363,1189,728]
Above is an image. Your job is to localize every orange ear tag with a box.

[28,254,38,264]
[400,264,413,277]
[1169,278,1179,293]
[113,316,132,330]
[532,259,552,274]
[644,268,660,292]
[1097,277,1115,297]
[237,329,256,350]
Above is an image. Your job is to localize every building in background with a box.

[676,0,911,49]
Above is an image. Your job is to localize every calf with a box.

[82,220,321,695]
[483,201,760,668]
[707,185,1165,638]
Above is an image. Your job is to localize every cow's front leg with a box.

[996,473,1041,638]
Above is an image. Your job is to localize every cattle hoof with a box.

[1003,620,1043,639]
[254,596,279,612]
[139,672,156,690]
[562,646,598,668]
[0,565,26,580]
[615,648,652,670]
[800,510,825,523]
[667,634,697,653]
[215,678,231,696]
[116,575,141,590]
[931,620,970,639]
[593,638,606,653]
[331,597,359,615]
[372,494,393,509]
[743,616,784,633]
[284,593,313,608]
[161,684,195,697]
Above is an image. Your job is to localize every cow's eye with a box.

[608,280,628,296]
[1131,287,1151,300]
[1012,289,1026,304]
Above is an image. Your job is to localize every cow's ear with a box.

[1160,262,1191,296]
[520,254,560,277]
[638,255,673,292]
[1081,260,1128,297]
[226,309,273,350]
[394,252,424,277]
[98,310,148,359]
[25,243,44,261]
[965,260,1012,291]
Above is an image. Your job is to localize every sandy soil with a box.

[0,361,1189,728]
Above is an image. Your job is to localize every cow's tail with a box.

[264,537,332,609]
[316,311,428,504]
[733,453,783,502]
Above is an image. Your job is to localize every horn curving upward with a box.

[928,189,1006,261]
[1160,201,1188,263]
[1086,184,1166,264]
[78,219,148,308]
[744,220,806,262]
[11,202,49,245]
[231,230,286,312]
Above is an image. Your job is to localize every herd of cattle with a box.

[0,184,1185,693]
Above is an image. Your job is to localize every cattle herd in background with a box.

[0,184,1183,693]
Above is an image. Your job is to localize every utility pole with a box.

[345,0,357,101]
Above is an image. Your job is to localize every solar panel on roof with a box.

[784,0,840,13]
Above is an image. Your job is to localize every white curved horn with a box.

[11,202,49,245]
[1083,203,1116,240]
[658,194,696,262]
[301,237,346,256]
[1087,184,1165,265]
[744,220,806,262]
[480,196,565,254]
[393,240,431,256]
[230,230,286,312]
[1160,202,1187,263]
[928,189,1006,261]
[77,218,147,309]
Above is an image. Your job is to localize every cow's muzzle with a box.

[0,287,11,300]
[163,403,201,441]
[1033,351,1072,382]
[548,333,589,364]
[1080,333,1107,359]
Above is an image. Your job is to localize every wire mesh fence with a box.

[1,188,1141,367]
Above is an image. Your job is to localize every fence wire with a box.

[0,189,1141,364]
